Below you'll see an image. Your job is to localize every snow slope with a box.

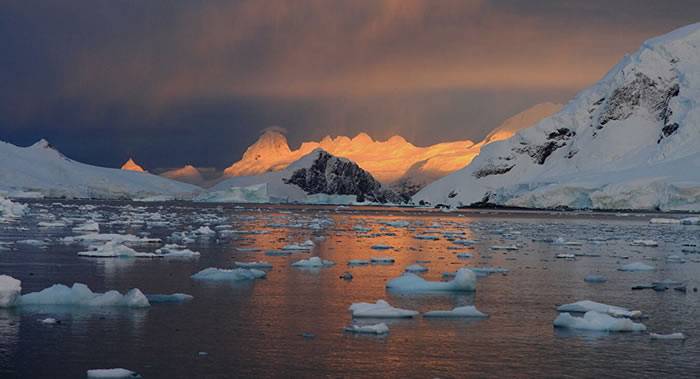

[415,23,700,211]
[199,149,401,204]
[0,139,198,199]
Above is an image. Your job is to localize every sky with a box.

[1,0,699,171]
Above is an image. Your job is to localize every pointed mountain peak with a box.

[30,139,52,149]
[121,158,146,172]
[351,132,373,144]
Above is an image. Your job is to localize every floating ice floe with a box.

[414,234,439,240]
[77,242,149,258]
[618,262,656,272]
[649,218,681,224]
[387,268,476,292]
[347,259,370,266]
[630,239,658,247]
[194,226,216,236]
[557,300,641,318]
[490,245,518,251]
[404,264,428,273]
[349,300,418,318]
[344,323,389,334]
[154,245,201,258]
[39,317,57,324]
[15,283,149,308]
[86,368,141,378]
[63,233,161,246]
[584,275,607,283]
[452,239,476,246]
[456,253,472,259]
[0,196,28,221]
[72,221,100,233]
[38,221,67,228]
[145,293,193,303]
[650,332,686,340]
[370,244,392,250]
[556,253,575,259]
[282,240,315,250]
[370,256,395,264]
[379,220,409,228]
[423,306,487,318]
[235,261,273,269]
[353,225,371,232]
[292,256,335,268]
[0,275,21,307]
[553,311,647,332]
[191,267,266,281]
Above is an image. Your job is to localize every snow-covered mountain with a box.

[121,158,145,172]
[160,165,206,186]
[390,102,562,196]
[415,23,700,211]
[0,139,198,199]
[224,131,477,184]
[224,103,559,196]
[199,149,401,204]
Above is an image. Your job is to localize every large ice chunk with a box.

[191,267,266,281]
[0,275,21,307]
[423,306,487,318]
[618,262,656,272]
[291,257,335,268]
[349,300,418,318]
[18,283,149,308]
[86,368,141,378]
[553,311,647,332]
[387,268,476,292]
[557,300,641,318]
[344,323,390,334]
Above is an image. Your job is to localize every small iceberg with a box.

[584,275,607,283]
[0,275,21,307]
[404,264,428,273]
[347,259,370,266]
[650,332,686,340]
[618,262,655,272]
[191,267,266,281]
[630,240,658,247]
[16,283,149,308]
[370,244,392,250]
[490,245,518,251]
[557,300,641,318]
[423,306,487,318]
[292,257,335,268]
[282,240,315,250]
[87,368,141,378]
[77,242,148,258]
[72,221,100,233]
[349,300,418,318]
[344,323,389,335]
[553,311,647,332]
[370,257,395,264]
[387,268,476,292]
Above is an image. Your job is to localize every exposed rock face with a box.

[204,149,403,204]
[283,151,401,203]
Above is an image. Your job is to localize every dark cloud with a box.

[1,0,698,169]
